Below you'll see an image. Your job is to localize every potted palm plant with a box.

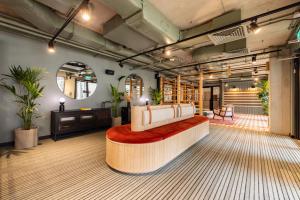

[110,76,125,126]
[150,87,162,105]
[0,66,44,149]
[257,80,269,115]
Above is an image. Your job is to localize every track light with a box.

[209,74,213,79]
[195,64,201,72]
[248,19,261,34]
[254,67,258,74]
[81,1,91,21]
[252,55,257,64]
[48,41,55,53]
[119,62,124,68]
[164,49,171,56]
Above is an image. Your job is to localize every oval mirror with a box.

[56,61,97,100]
[125,74,144,102]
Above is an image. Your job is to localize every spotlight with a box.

[254,67,258,74]
[209,74,213,79]
[118,62,124,68]
[165,49,171,56]
[254,77,259,82]
[81,1,91,21]
[248,19,261,34]
[225,83,229,87]
[169,57,175,62]
[252,55,257,64]
[195,64,201,72]
[48,41,55,53]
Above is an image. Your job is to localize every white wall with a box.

[0,31,156,143]
[269,58,292,135]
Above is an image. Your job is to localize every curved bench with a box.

[106,115,209,174]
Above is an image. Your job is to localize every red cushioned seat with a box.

[106,116,209,144]
[106,124,163,144]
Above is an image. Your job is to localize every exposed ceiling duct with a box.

[192,39,247,61]
[103,15,157,52]
[100,0,179,44]
[0,0,177,72]
[182,10,249,61]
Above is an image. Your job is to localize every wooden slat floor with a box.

[1,125,300,200]
[210,114,269,132]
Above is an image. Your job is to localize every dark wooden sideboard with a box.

[51,108,111,140]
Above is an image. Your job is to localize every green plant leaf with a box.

[0,65,45,129]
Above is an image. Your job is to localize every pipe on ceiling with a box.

[158,49,281,72]
[118,2,300,63]
[0,0,174,71]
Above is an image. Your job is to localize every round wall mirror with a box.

[56,61,97,100]
[125,74,144,102]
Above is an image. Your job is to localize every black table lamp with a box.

[59,97,65,112]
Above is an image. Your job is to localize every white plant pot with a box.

[112,117,122,127]
[14,128,38,150]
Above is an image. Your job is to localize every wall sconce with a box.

[59,97,65,112]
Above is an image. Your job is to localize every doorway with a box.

[203,86,221,111]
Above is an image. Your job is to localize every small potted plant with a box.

[149,87,162,105]
[0,66,44,149]
[110,76,125,126]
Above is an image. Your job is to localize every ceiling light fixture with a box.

[81,1,91,21]
[195,64,201,72]
[48,41,55,53]
[254,77,259,82]
[252,55,257,64]
[170,57,175,62]
[118,62,124,68]
[248,19,261,34]
[209,74,213,79]
[254,67,258,74]
[165,49,171,56]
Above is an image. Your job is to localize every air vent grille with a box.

[208,25,248,45]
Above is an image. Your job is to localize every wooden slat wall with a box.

[224,90,264,115]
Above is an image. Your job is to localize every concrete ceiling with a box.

[149,0,299,29]
[35,0,117,33]
[0,0,298,81]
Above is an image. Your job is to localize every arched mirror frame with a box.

[125,74,144,102]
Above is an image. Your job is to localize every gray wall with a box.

[0,31,156,143]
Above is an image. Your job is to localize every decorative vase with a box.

[14,128,38,150]
[112,117,122,127]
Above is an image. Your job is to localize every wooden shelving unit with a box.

[162,78,198,104]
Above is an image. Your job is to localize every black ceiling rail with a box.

[158,49,280,72]
[117,2,300,63]
[48,0,89,47]
[175,65,267,78]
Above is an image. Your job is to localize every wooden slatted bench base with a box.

[106,121,209,174]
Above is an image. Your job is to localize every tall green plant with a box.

[150,87,162,105]
[257,80,269,115]
[0,66,44,130]
[110,76,125,118]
